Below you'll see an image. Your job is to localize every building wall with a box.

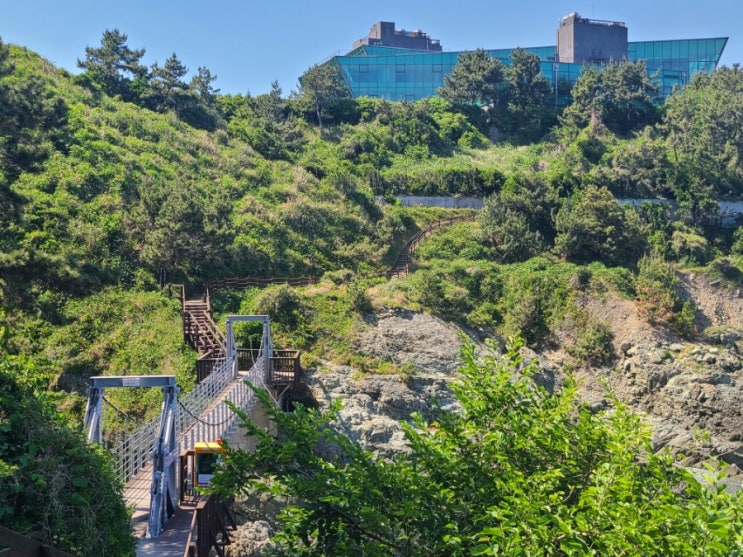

[557,13,628,63]
[352,21,442,52]
[331,18,726,102]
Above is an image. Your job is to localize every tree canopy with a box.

[298,63,352,135]
[662,64,743,198]
[561,61,659,136]
[554,184,646,266]
[213,340,743,556]
[439,48,505,107]
[77,28,146,101]
[496,48,554,143]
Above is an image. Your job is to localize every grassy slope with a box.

[5,46,743,422]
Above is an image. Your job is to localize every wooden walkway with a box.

[388,215,475,278]
[136,501,198,557]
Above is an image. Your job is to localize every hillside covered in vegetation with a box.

[2,30,743,554]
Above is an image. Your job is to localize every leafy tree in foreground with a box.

[213,340,743,556]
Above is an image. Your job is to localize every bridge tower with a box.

[84,375,180,538]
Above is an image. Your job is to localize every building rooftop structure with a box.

[557,12,628,64]
[353,21,442,52]
[321,15,727,103]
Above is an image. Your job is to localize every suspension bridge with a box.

[77,214,474,556]
[84,294,306,557]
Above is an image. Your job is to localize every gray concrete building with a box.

[352,21,442,52]
[556,13,628,64]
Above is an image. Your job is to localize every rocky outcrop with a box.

[226,275,743,554]
[309,363,458,459]
[352,308,472,376]
[317,276,743,479]
[309,308,469,459]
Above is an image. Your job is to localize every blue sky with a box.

[2,0,741,96]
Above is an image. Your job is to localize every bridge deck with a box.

[136,501,197,557]
[124,368,257,555]
[126,464,153,540]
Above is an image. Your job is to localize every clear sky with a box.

[2,0,740,96]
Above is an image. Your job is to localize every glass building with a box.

[324,17,727,102]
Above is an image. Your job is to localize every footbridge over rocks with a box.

[83,215,475,556]
[84,314,306,557]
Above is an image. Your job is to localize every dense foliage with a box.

[214,341,743,556]
[3,32,743,554]
[0,357,135,556]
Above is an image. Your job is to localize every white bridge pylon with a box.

[225,314,273,381]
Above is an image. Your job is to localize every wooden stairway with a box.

[388,215,476,278]
[183,298,226,382]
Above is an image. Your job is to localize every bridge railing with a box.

[267,350,303,386]
[185,495,235,557]
[180,360,264,453]
[204,276,318,292]
[388,214,475,278]
[109,351,263,485]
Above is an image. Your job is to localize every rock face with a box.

[316,275,743,476]
[310,309,467,459]
[226,275,743,554]
[571,273,743,472]
[310,364,459,459]
[353,308,470,376]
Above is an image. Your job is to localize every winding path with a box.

[388,214,475,278]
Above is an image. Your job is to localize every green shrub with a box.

[253,284,304,329]
[0,358,136,556]
[554,185,646,267]
[457,129,489,149]
[635,253,679,324]
[346,281,373,314]
[502,288,551,345]
[566,311,615,366]
[635,253,697,337]
[670,229,711,264]
[672,300,698,338]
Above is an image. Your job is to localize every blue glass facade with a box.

[329,37,727,102]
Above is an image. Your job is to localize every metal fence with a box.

[109,353,266,485]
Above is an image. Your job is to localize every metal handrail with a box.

[204,276,319,292]
[112,349,266,485]
[388,214,475,278]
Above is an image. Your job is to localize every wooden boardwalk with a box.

[126,465,154,541]
[135,501,198,557]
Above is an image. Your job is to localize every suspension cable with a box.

[179,400,236,427]
[102,395,138,423]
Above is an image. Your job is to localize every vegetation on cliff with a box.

[2,29,743,554]
[214,341,743,556]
